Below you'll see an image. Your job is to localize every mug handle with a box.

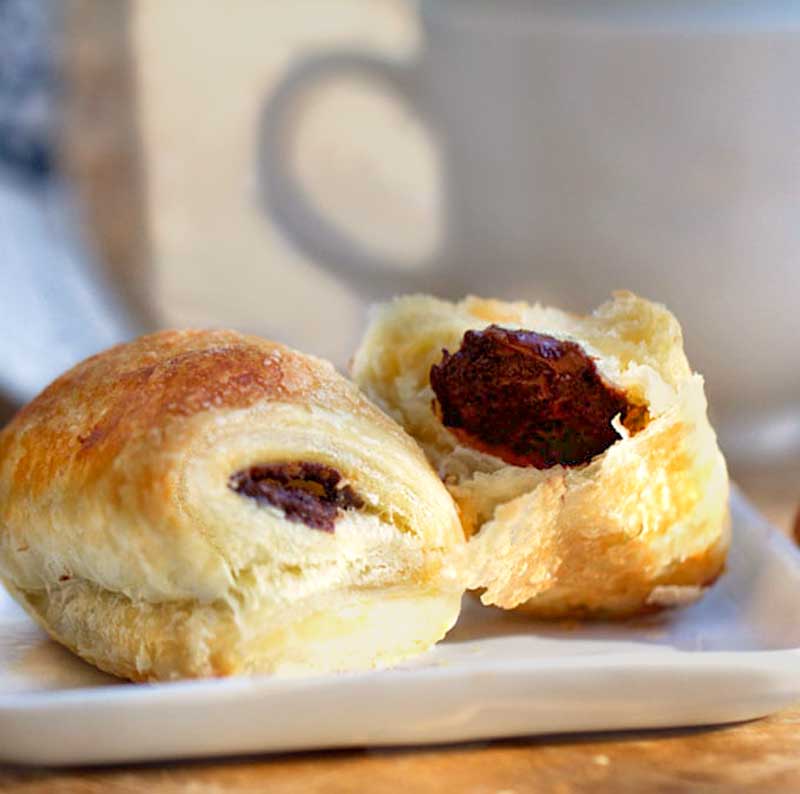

[258,50,441,295]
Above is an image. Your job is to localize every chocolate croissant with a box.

[352,291,729,618]
[0,330,465,680]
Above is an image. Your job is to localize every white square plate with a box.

[2,488,799,766]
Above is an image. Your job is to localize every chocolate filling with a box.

[229,461,364,532]
[430,325,644,469]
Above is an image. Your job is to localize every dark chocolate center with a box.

[229,461,364,532]
[429,325,643,469]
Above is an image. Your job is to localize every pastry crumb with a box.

[646,585,703,607]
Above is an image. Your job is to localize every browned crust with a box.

[0,329,370,507]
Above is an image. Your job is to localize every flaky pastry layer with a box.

[352,291,729,617]
[0,330,465,679]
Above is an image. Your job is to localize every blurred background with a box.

[0,0,797,526]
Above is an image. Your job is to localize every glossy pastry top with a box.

[3,330,351,491]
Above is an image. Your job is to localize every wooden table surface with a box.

[0,469,797,794]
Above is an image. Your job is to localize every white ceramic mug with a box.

[260,0,800,450]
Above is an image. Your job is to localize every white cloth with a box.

[0,169,139,403]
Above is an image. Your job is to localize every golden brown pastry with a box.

[352,291,729,618]
[0,330,465,681]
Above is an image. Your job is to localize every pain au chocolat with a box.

[0,330,465,681]
[352,291,729,618]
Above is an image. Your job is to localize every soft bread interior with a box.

[352,291,730,617]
